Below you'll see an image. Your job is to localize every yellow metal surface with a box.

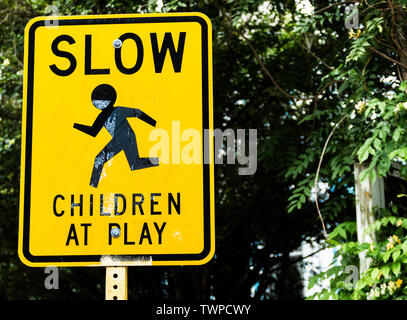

[18,13,214,267]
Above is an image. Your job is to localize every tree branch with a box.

[367,46,407,70]
[313,1,357,15]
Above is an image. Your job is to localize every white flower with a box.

[380,283,386,295]
[2,58,9,66]
[355,100,366,114]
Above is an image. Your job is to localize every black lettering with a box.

[151,193,161,215]
[132,193,144,215]
[124,223,135,245]
[154,222,166,245]
[49,35,77,76]
[81,223,91,245]
[85,34,110,75]
[66,224,79,246]
[168,193,181,215]
[89,194,93,216]
[71,194,83,216]
[53,194,65,217]
[150,32,186,73]
[100,194,110,216]
[114,193,126,215]
[139,222,152,245]
[115,33,144,74]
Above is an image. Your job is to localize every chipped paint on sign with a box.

[100,255,153,266]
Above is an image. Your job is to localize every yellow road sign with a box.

[18,13,214,267]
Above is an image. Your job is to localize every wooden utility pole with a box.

[354,163,385,274]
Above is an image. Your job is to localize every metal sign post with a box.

[106,266,127,300]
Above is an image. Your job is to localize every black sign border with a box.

[21,15,212,265]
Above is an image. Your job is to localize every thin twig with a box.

[293,37,334,71]
[362,0,388,12]
[397,65,403,82]
[238,31,300,100]
[214,0,301,100]
[314,114,348,240]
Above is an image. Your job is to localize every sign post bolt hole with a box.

[111,227,121,238]
[106,266,127,300]
[113,39,122,48]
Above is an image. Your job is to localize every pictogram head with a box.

[91,84,117,109]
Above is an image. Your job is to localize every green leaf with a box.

[335,226,347,240]
[377,158,391,176]
[371,268,379,280]
[359,168,370,182]
[399,80,407,92]
[326,266,341,277]
[338,80,349,94]
[369,169,377,184]
[383,265,390,278]
[378,129,386,140]
[389,148,407,160]
[383,250,391,263]
[355,279,367,290]
[373,138,381,151]
[358,149,369,163]
[308,275,318,289]
[378,101,386,113]
[392,262,401,276]
[392,249,401,262]
[358,242,370,250]
[357,138,374,163]
[393,128,402,142]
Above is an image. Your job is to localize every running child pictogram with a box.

[73,84,159,188]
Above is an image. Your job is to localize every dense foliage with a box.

[288,0,407,300]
